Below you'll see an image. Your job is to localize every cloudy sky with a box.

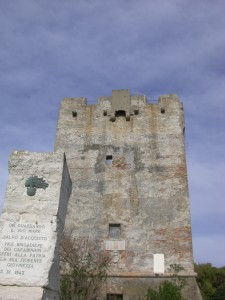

[0,0,224,267]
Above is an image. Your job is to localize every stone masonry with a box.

[55,90,201,299]
[0,151,71,300]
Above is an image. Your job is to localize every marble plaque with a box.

[0,220,56,286]
[153,253,164,273]
[105,240,126,250]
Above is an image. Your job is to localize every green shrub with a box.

[146,280,183,300]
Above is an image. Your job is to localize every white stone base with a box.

[0,286,59,300]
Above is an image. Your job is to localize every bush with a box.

[212,283,225,300]
[146,280,183,300]
[146,264,186,300]
[60,232,110,300]
[195,263,225,300]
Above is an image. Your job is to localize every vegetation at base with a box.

[195,263,225,300]
[146,263,185,300]
[60,232,110,300]
[145,263,225,300]
[60,243,225,300]
[146,280,183,300]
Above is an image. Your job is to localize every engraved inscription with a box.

[0,221,53,281]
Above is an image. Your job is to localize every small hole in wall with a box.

[161,108,165,114]
[72,111,77,118]
[134,109,139,115]
[106,155,113,165]
[103,110,107,116]
[107,294,123,300]
[115,110,126,117]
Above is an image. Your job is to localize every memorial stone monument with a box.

[0,151,71,300]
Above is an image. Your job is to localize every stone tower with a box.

[55,90,201,299]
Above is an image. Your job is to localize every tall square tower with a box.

[55,90,201,299]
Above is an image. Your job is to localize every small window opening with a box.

[72,110,77,118]
[115,110,126,117]
[103,110,107,116]
[134,109,139,115]
[107,294,123,300]
[160,108,165,114]
[106,155,113,165]
[109,224,121,239]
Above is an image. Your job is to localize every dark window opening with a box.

[115,110,126,117]
[160,108,165,114]
[106,155,113,165]
[107,294,123,300]
[134,109,139,115]
[109,224,121,239]
[72,111,77,118]
[103,110,107,116]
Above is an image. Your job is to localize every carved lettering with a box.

[0,221,53,279]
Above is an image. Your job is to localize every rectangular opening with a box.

[106,155,113,165]
[109,224,121,239]
[72,110,77,118]
[115,110,126,117]
[107,294,123,300]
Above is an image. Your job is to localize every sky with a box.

[0,0,224,267]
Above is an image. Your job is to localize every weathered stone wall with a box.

[0,151,71,300]
[55,91,200,299]
[100,276,202,300]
